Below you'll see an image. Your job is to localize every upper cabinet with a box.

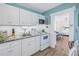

[20,9,32,25]
[20,8,45,26]
[0,4,19,25]
[0,4,45,26]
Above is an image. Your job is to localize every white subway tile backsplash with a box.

[0,25,49,36]
[0,26,24,36]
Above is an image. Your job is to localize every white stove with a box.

[40,33,49,51]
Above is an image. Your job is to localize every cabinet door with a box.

[0,4,19,25]
[0,4,7,25]
[35,36,40,52]
[29,13,38,25]
[22,38,30,56]
[29,13,45,25]
[27,37,36,55]
[7,40,21,56]
[20,9,31,25]
[20,8,45,26]
[22,37,36,56]
[0,40,21,56]
[0,43,8,56]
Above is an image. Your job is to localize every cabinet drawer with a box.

[7,46,21,56]
[7,40,21,56]
[0,43,8,49]
[0,48,8,56]
[0,40,21,56]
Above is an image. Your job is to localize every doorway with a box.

[54,12,70,55]
[50,7,75,55]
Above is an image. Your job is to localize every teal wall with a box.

[75,4,79,42]
[74,5,78,41]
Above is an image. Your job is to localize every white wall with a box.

[36,25,49,33]
[0,26,24,36]
[54,11,70,35]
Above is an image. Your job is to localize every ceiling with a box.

[18,3,62,13]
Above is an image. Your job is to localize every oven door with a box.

[40,34,49,45]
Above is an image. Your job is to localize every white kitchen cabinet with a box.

[29,13,38,25]
[0,4,19,25]
[34,36,40,52]
[0,40,21,56]
[22,37,36,56]
[22,36,40,56]
[20,9,36,25]
[20,9,31,25]
[0,36,40,56]
[28,36,40,55]
[0,4,45,25]
[0,4,7,25]
[31,13,45,25]
[21,38,29,56]
[20,8,45,26]
[0,43,8,56]
[7,40,21,56]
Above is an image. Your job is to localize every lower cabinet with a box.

[0,36,40,56]
[35,36,40,52]
[0,43,8,56]
[22,36,40,56]
[7,40,21,56]
[0,40,21,56]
